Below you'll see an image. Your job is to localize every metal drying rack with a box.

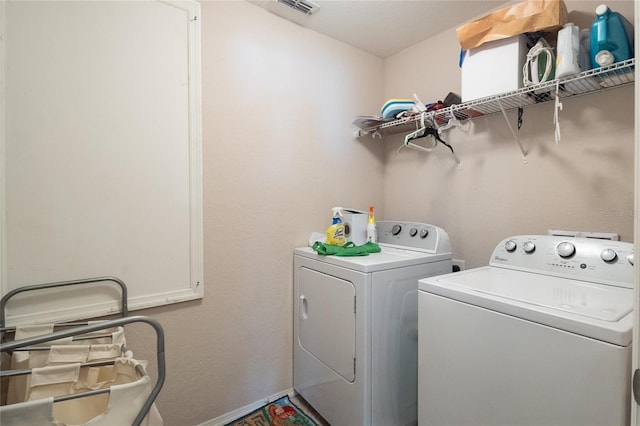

[0,277,166,426]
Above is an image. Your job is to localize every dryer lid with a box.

[295,246,451,273]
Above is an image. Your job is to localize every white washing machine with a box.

[418,235,634,426]
[294,221,452,426]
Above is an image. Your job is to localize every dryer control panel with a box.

[490,235,634,288]
[377,221,451,254]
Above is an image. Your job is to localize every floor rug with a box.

[226,395,318,426]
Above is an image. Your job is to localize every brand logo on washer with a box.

[494,256,508,262]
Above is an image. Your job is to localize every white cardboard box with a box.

[461,35,529,102]
[343,209,368,246]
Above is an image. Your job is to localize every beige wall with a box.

[383,0,635,268]
[126,1,635,425]
[126,1,385,425]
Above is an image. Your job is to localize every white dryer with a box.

[294,221,452,426]
[418,235,634,426]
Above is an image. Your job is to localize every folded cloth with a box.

[381,101,415,119]
[312,241,381,256]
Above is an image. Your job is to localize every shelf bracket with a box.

[497,99,527,163]
[553,80,563,145]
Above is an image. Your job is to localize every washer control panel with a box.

[376,221,451,254]
[491,235,634,288]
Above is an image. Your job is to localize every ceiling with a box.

[248,0,510,58]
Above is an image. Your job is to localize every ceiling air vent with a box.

[277,0,320,15]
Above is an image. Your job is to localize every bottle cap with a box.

[595,50,614,66]
[596,4,608,15]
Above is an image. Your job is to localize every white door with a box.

[632,1,640,425]
[298,267,356,382]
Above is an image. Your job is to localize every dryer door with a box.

[298,267,356,382]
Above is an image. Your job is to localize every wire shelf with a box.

[360,58,635,136]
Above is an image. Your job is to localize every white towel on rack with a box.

[6,323,126,405]
[28,363,81,401]
[1,358,163,426]
[6,344,124,405]
[6,324,55,405]
[11,324,125,350]
[13,324,55,339]
[46,344,123,365]
[45,345,90,364]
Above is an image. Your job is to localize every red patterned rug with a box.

[226,395,318,426]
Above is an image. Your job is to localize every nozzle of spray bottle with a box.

[331,207,344,224]
[366,206,377,243]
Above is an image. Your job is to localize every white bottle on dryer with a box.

[366,206,377,243]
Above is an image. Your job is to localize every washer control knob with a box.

[627,253,634,266]
[505,240,517,252]
[391,224,402,236]
[419,228,429,239]
[557,241,576,258]
[601,248,618,263]
[523,241,536,253]
[409,228,418,237]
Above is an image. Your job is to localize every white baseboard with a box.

[197,388,296,426]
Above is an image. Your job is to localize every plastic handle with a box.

[634,369,640,405]
[300,295,308,320]
[596,16,608,48]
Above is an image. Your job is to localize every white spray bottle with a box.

[366,206,377,243]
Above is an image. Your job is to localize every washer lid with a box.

[294,245,451,273]
[419,267,633,346]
